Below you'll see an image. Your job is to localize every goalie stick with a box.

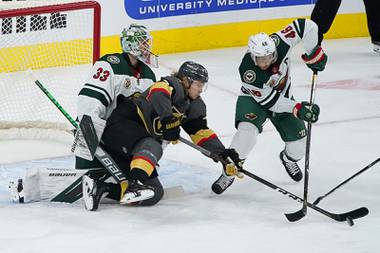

[32,79,184,202]
[178,136,369,225]
[78,115,127,182]
[52,116,184,203]
[51,174,184,203]
[32,76,127,183]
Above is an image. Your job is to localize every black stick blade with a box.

[286,206,369,223]
[334,207,369,222]
[285,209,306,222]
[80,115,99,159]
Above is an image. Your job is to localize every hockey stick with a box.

[241,168,368,225]
[34,76,128,183]
[78,115,127,182]
[286,71,318,221]
[313,157,380,205]
[33,79,185,201]
[33,79,78,127]
[51,174,184,203]
[178,136,369,225]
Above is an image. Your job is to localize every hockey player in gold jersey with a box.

[82,61,244,210]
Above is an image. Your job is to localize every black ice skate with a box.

[119,180,155,204]
[82,175,110,211]
[211,173,235,195]
[373,41,380,53]
[279,151,303,182]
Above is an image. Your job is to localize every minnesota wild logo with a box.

[243,70,256,83]
[107,55,120,64]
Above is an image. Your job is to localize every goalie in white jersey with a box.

[9,24,158,204]
[212,19,328,195]
[76,24,157,171]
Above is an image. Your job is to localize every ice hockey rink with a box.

[0,37,379,253]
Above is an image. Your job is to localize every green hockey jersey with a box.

[238,18,319,113]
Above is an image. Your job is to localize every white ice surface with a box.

[0,38,379,253]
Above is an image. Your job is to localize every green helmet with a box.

[120,24,158,67]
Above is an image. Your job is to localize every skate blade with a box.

[120,189,155,204]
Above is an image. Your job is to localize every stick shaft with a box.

[302,72,318,213]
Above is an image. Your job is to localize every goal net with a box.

[0,0,100,141]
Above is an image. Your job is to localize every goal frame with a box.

[0,1,102,141]
[0,0,101,63]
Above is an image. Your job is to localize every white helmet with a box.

[248,32,277,65]
[120,24,158,67]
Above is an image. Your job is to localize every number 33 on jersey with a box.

[78,53,157,121]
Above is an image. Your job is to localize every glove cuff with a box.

[293,103,302,117]
[302,46,326,65]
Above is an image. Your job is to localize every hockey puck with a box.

[346,217,354,227]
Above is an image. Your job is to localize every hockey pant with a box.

[101,116,164,205]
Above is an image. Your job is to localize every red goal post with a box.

[0,1,101,141]
[0,1,101,63]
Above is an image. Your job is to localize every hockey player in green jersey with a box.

[212,18,327,195]
[74,24,159,208]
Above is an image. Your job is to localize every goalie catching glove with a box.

[220,148,244,179]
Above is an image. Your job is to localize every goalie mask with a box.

[120,24,158,67]
[248,32,277,69]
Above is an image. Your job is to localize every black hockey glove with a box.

[293,102,320,123]
[220,148,244,178]
[161,115,182,142]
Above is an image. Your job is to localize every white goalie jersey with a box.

[74,53,156,159]
[77,53,157,124]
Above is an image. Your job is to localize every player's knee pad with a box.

[139,177,164,206]
[132,137,163,161]
[130,138,162,181]
[285,137,306,161]
[230,122,259,159]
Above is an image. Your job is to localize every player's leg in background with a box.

[311,0,342,45]
[271,113,306,182]
[363,0,380,53]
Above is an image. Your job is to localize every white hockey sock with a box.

[284,137,306,161]
[230,122,259,159]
